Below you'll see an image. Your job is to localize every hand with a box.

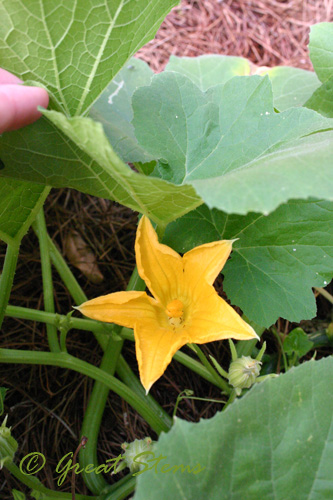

[0,68,49,134]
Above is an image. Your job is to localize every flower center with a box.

[166,299,184,327]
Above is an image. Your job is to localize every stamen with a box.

[166,299,183,318]
[166,299,184,327]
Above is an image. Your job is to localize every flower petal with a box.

[134,320,188,393]
[77,291,159,329]
[187,285,259,344]
[135,216,183,305]
[183,239,234,291]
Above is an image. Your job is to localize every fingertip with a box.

[0,84,49,133]
[31,86,49,110]
[0,68,22,85]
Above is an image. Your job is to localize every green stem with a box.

[5,304,106,333]
[47,235,87,305]
[314,286,333,304]
[78,267,145,494]
[102,475,136,500]
[46,234,110,350]
[79,336,124,494]
[5,306,223,389]
[78,267,173,494]
[173,392,225,418]
[5,461,92,499]
[271,327,289,372]
[0,242,19,329]
[0,348,169,435]
[223,388,237,410]
[33,210,60,352]
[188,344,231,394]
[236,318,264,357]
[116,355,172,430]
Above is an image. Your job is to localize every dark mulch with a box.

[1,1,332,498]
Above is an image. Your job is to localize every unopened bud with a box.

[0,416,18,469]
[113,437,152,475]
[228,356,262,390]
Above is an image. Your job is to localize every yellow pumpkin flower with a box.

[78,216,258,393]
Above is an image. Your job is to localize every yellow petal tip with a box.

[144,383,153,395]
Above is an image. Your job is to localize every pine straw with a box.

[137,0,333,71]
[1,1,333,498]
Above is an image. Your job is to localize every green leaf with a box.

[0,112,201,226]
[0,0,178,115]
[0,1,177,244]
[305,76,333,118]
[133,357,333,500]
[0,387,7,416]
[12,490,26,500]
[261,66,321,111]
[0,179,49,245]
[165,54,251,91]
[163,200,333,327]
[89,57,154,163]
[165,56,320,111]
[133,72,333,215]
[309,23,333,83]
[283,328,314,358]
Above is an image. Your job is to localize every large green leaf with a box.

[0,0,177,115]
[134,356,333,500]
[133,72,333,215]
[0,0,178,241]
[166,56,320,111]
[309,22,333,83]
[89,57,154,163]
[165,54,251,91]
[163,200,333,326]
[0,179,49,245]
[0,112,201,226]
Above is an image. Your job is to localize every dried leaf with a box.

[64,230,104,284]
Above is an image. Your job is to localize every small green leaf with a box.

[283,328,314,358]
[12,490,26,500]
[163,200,333,327]
[134,357,333,500]
[0,387,7,416]
[305,76,333,118]
[0,179,49,245]
[309,23,333,83]
[261,66,320,111]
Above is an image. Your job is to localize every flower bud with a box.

[228,356,262,391]
[114,437,152,475]
[0,416,18,469]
